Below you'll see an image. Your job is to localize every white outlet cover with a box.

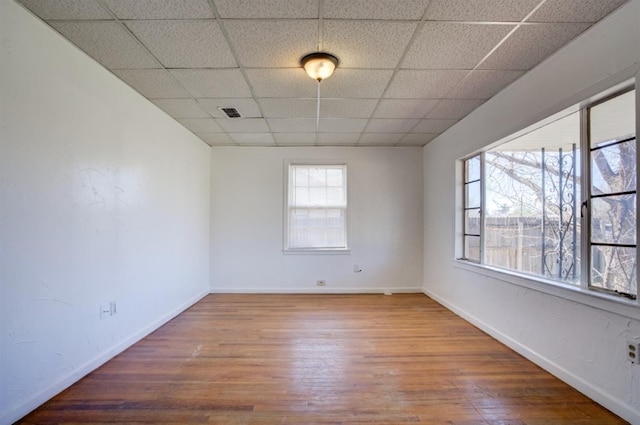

[100,304,111,319]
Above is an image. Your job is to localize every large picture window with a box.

[461,87,636,299]
[286,164,348,251]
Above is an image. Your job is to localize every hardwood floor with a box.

[19,294,627,424]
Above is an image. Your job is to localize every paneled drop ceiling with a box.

[16,0,629,147]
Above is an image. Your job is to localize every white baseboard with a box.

[1,290,209,425]
[209,286,423,294]
[422,288,640,425]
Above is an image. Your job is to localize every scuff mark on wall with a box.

[12,340,36,345]
[38,298,73,307]
[79,167,107,207]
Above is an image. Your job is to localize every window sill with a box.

[283,248,351,255]
[452,259,640,320]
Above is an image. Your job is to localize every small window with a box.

[285,164,348,251]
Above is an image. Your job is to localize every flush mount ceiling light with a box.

[301,52,339,82]
[301,52,339,139]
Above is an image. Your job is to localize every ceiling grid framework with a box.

[16,0,630,147]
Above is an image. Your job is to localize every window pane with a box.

[465,181,480,209]
[327,187,345,206]
[590,245,637,296]
[309,168,326,186]
[309,187,326,205]
[294,167,309,186]
[590,89,636,148]
[484,112,581,282]
[591,140,636,194]
[466,155,480,182]
[465,208,480,235]
[464,235,480,262]
[293,187,310,206]
[289,208,346,248]
[326,168,344,186]
[591,195,636,245]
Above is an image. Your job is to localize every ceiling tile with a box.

[198,99,262,118]
[373,99,439,118]
[412,119,458,133]
[358,133,404,145]
[399,133,438,145]
[269,119,368,134]
[50,22,159,69]
[528,0,628,23]
[274,133,318,145]
[246,69,316,98]
[151,98,210,118]
[268,118,315,133]
[125,21,236,68]
[178,118,223,133]
[320,99,379,118]
[425,0,540,22]
[323,0,430,20]
[447,70,525,99]
[321,69,394,98]
[113,69,190,98]
[402,23,514,69]
[229,133,276,145]
[322,21,417,69]
[170,69,252,98]
[224,20,318,68]
[479,23,590,70]
[426,99,485,119]
[260,99,319,118]
[385,70,468,99]
[102,0,213,19]
[214,0,318,18]
[216,118,269,133]
[320,119,368,133]
[198,133,236,146]
[317,133,361,145]
[260,98,377,118]
[17,0,112,20]
[247,69,392,99]
[366,119,420,133]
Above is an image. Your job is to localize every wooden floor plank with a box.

[17,294,627,424]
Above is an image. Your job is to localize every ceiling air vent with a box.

[219,107,242,119]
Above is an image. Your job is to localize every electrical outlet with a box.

[110,301,117,316]
[316,280,326,286]
[627,339,640,364]
[100,303,111,320]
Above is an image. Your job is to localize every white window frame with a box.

[456,81,638,309]
[283,161,351,254]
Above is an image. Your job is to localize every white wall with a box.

[423,0,640,423]
[210,147,423,293]
[0,2,211,423]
